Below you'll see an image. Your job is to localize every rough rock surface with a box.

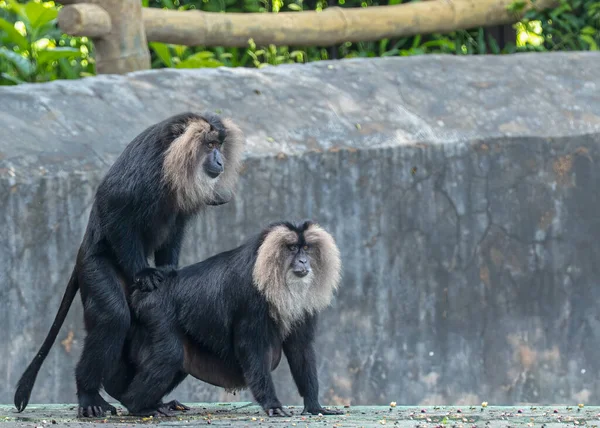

[1,52,600,407]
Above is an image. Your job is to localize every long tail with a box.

[14,269,80,412]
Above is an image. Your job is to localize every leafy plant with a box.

[144,0,599,71]
[149,42,226,68]
[1,0,599,85]
[0,0,93,84]
[518,0,600,51]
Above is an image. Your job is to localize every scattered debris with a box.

[3,404,600,427]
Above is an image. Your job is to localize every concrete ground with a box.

[0,404,597,427]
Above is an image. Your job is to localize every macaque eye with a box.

[207,142,215,149]
[288,245,297,252]
[303,245,309,251]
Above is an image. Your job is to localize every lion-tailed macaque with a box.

[14,112,245,418]
[122,221,343,418]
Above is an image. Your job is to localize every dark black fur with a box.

[117,221,342,418]
[14,112,234,418]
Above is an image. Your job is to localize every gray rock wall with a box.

[1,52,600,407]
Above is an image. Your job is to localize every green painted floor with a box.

[1,404,599,427]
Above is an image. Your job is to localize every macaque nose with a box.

[213,150,223,167]
[204,149,224,178]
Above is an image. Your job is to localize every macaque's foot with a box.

[302,406,344,416]
[163,400,190,412]
[133,267,177,292]
[77,393,117,418]
[266,406,291,417]
[129,405,175,417]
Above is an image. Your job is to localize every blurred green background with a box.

[0,0,598,85]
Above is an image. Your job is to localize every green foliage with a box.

[0,0,93,84]
[143,0,600,69]
[518,0,600,51]
[149,42,227,68]
[0,0,598,85]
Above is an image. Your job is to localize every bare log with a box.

[58,4,111,37]
[57,0,150,74]
[142,0,558,47]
